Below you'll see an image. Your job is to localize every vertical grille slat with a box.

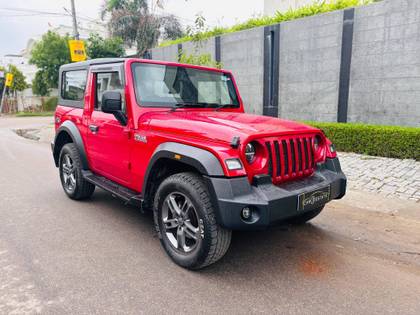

[309,138,314,168]
[265,142,273,176]
[281,140,289,175]
[265,135,316,183]
[293,138,300,174]
[297,138,303,172]
[274,141,281,177]
[270,141,278,178]
[304,138,310,170]
[290,139,296,174]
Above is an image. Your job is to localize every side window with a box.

[96,72,125,112]
[62,70,87,101]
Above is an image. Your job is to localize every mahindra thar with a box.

[52,58,346,269]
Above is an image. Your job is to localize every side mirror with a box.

[102,91,122,113]
[101,91,127,125]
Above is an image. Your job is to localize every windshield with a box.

[132,63,240,108]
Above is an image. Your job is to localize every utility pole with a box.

[70,0,79,40]
[0,71,7,115]
[0,84,6,115]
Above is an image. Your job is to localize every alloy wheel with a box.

[161,192,201,253]
[62,154,76,192]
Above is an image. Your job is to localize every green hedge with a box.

[306,122,420,161]
[160,0,373,47]
[16,111,54,117]
[43,96,58,111]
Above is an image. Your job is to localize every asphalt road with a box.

[1,117,420,315]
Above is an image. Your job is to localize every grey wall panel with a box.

[278,10,343,122]
[181,39,216,60]
[348,0,420,127]
[150,45,179,62]
[220,27,265,115]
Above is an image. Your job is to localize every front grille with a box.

[265,135,315,183]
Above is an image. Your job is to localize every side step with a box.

[82,170,143,208]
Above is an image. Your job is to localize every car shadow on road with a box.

[90,188,343,279]
[203,223,343,279]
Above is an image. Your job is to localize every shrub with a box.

[160,0,373,47]
[306,122,420,161]
[179,51,222,69]
[43,96,58,111]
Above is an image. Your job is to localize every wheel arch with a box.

[142,142,224,209]
[53,121,89,170]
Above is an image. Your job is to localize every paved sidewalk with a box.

[339,152,420,202]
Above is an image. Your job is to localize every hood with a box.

[144,110,319,144]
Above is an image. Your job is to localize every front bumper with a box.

[205,157,346,230]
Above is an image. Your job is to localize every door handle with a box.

[89,124,99,133]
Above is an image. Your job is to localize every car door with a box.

[86,64,132,186]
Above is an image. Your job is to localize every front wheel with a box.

[154,172,231,269]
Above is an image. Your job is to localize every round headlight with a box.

[245,143,256,163]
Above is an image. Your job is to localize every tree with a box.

[0,65,27,113]
[29,31,71,89]
[32,71,50,96]
[186,14,208,46]
[7,65,28,93]
[102,0,183,55]
[86,33,125,59]
[178,14,221,69]
[0,66,5,92]
[102,0,159,55]
[161,14,184,40]
[0,65,27,97]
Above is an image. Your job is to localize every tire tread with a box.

[60,143,95,200]
[154,172,231,269]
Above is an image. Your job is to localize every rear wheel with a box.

[154,172,231,269]
[59,143,95,200]
[288,205,324,225]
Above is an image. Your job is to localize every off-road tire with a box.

[59,143,95,200]
[154,172,232,269]
[288,205,325,225]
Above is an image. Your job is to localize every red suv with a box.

[52,58,346,269]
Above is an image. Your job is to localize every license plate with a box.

[297,186,331,211]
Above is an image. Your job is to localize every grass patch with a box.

[160,0,373,47]
[306,122,420,161]
[15,111,54,117]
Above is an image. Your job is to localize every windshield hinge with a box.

[231,136,240,149]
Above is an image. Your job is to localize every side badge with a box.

[134,133,147,143]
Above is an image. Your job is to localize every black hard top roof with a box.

[60,58,126,70]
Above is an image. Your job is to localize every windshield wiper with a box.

[197,102,220,108]
[214,104,233,111]
[171,102,220,111]
[171,102,199,111]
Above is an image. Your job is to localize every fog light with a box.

[241,207,252,220]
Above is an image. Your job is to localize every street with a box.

[1,117,420,315]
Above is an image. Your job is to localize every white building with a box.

[0,54,37,85]
[264,0,316,15]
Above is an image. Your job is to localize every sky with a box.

[0,0,263,56]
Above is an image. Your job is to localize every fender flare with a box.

[53,120,89,170]
[142,142,225,192]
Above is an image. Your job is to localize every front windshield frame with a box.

[131,62,240,109]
